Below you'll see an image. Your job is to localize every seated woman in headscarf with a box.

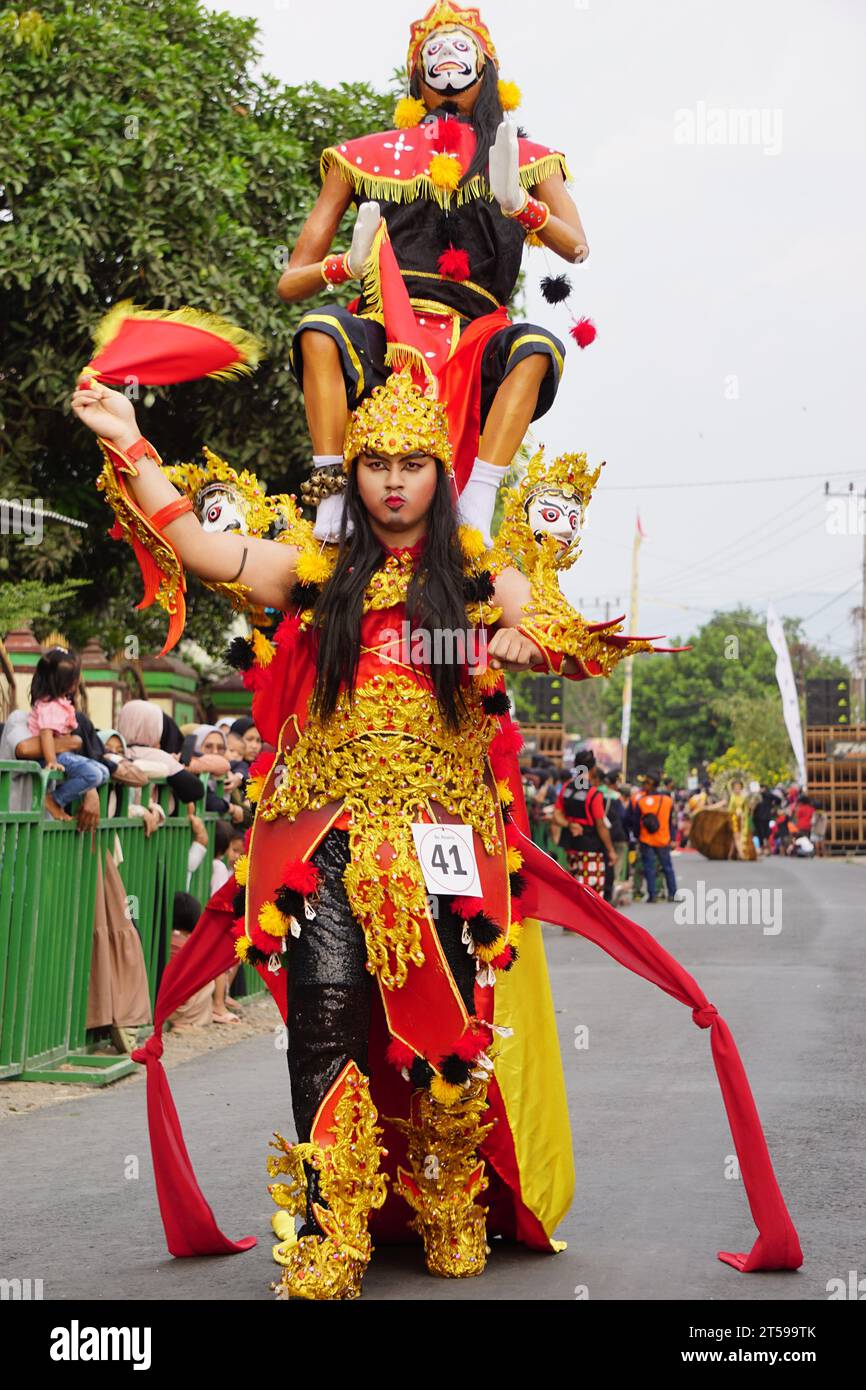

[116,701,205,809]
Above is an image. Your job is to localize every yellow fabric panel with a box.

[493,917,574,1241]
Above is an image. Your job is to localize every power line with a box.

[599,468,866,492]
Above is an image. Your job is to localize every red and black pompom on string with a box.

[539,273,597,350]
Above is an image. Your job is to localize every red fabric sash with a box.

[512,825,803,1272]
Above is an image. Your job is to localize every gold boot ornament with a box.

[390,1078,495,1278]
[266,1061,388,1300]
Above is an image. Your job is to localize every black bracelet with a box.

[225,546,248,584]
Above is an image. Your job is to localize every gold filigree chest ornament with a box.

[258,671,501,991]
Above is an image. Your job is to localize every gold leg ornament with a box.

[389,1078,495,1278]
[266,1062,388,1300]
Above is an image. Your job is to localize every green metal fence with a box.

[0,761,262,1085]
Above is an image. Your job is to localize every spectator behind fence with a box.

[168,891,214,1030]
[1,707,84,815]
[116,701,204,806]
[28,646,109,823]
[182,724,245,823]
[98,728,164,835]
[186,818,242,1023]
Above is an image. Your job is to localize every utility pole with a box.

[825,482,866,723]
[621,516,644,779]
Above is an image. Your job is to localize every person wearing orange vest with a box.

[634,772,679,903]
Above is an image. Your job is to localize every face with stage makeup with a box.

[195,483,251,535]
[525,488,584,564]
[419,26,484,94]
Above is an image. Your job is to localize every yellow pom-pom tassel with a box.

[473,666,503,691]
[246,773,266,803]
[457,524,487,561]
[525,231,545,248]
[234,934,252,962]
[251,627,275,668]
[475,933,506,964]
[506,846,524,873]
[394,95,426,129]
[498,79,522,112]
[430,1075,465,1106]
[296,546,335,585]
[508,919,523,949]
[259,901,290,939]
[496,778,514,805]
[429,152,462,190]
[234,853,249,886]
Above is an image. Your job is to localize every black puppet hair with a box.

[410,59,504,189]
[308,457,471,733]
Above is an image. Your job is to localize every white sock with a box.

[456,457,504,548]
[311,455,353,540]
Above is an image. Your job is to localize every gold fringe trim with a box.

[359,220,388,325]
[384,342,436,387]
[90,299,265,377]
[322,148,572,210]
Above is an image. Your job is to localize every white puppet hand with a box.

[346,201,381,277]
[488,120,525,215]
[313,492,354,543]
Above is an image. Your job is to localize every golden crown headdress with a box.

[407,2,498,77]
[343,370,453,472]
[522,447,604,509]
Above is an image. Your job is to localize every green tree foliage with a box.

[0,0,396,655]
[598,606,849,773]
[0,576,89,633]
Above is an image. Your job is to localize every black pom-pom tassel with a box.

[468,912,502,948]
[274,885,304,921]
[225,636,255,671]
[509,870,527,900]
[483,689,511,716]
[410,1056,434,1090]
[540,273,572,304]
[439,1053,472,1086]
[232,887,246,918]
[463,570,496,603]
[289,581,320,609]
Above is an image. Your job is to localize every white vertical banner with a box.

[766,602,807,786]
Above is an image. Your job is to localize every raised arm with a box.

[276,168,381,305]
[490,565,582,675]
[71,383,300,611]
[530,172,589,264]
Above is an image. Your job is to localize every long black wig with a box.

[308,458,473,733]
[409,59,504,189]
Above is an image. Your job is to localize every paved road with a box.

[2,854,863,1301]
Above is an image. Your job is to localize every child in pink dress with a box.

[28,647,109,813]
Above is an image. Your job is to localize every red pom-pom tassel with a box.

[570,317,597,349]
[438,246,471,282]
[274,612,302,648]
[248,750,276,781]
[281,859,320,894]
[386,1038,416,1070]
[450,895,486,919]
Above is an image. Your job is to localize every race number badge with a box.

[411,823,482,897]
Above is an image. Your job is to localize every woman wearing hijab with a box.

[183,724,244,823]
[116,701,204,805]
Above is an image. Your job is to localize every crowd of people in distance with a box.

[522,752,830,907]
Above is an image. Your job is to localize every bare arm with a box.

[40,728,61,770]
[70,383,301,611]
[491,566,581,674]
[277,166,356,304]
[530,173,589,264]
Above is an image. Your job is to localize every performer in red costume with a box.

[278,0,591,546]
[72,367,802,1300]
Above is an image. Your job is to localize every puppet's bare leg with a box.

[478,352,549,469]
[300,331,350,456]
[459,354,550,544]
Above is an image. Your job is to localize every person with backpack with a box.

[552,751,617,898]
[634,771,680,904]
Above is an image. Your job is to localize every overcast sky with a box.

[210,0,866,660]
